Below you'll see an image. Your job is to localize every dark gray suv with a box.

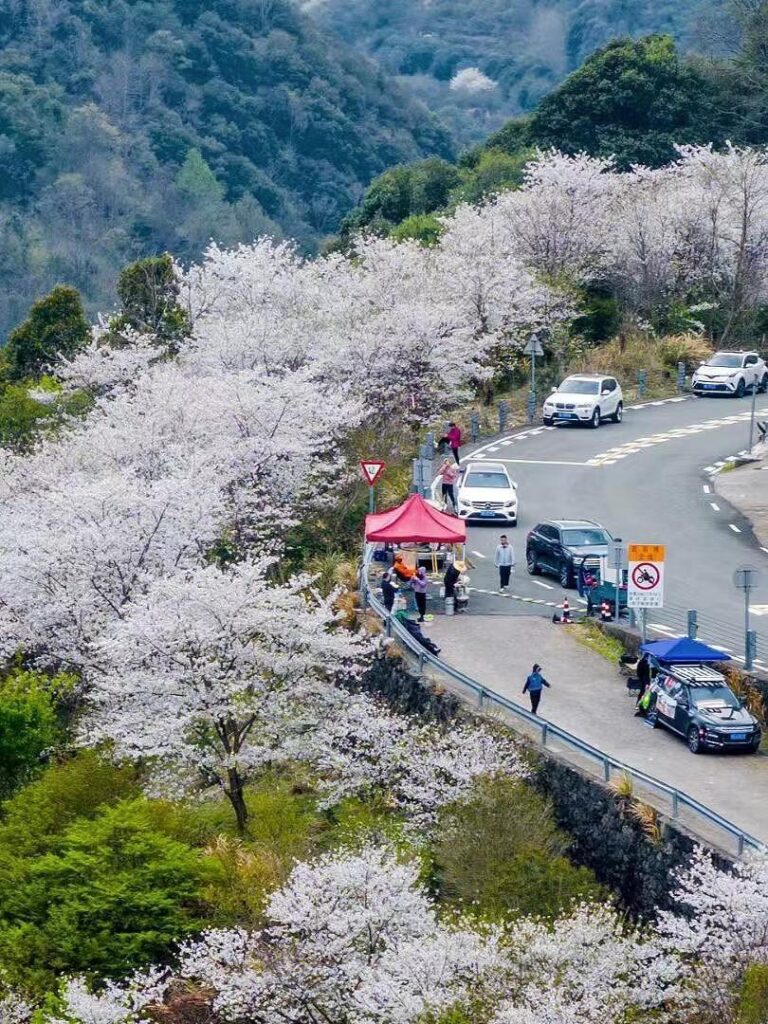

[526,519,612,589]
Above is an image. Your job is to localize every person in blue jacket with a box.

[523,663,550,714]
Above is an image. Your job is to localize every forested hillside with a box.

[0,0,451,336]
[303,0,709,144]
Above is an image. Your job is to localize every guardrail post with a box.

[603,758,610,782]
[470,412,480,442]
[671,790,679,819]
[418,652,425,673]
[738,833,745,857]
[385,616,391,637]
[541,721,548,746]
[478,688,485,708]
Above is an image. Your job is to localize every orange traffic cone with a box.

[561,596,571,623]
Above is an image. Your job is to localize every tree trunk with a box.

[226,766,248,833]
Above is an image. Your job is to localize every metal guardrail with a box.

[362,550,763,857]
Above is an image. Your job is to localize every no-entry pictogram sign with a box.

[627,544,665,608]
[360,461,386,486]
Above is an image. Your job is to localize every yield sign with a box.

[360,460,385,486]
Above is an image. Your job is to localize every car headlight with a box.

[504,499,517,507]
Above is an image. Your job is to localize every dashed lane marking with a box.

[710,502,720,511]
[729,524,742,533]
[471,550,486,559]
[703,484,711,493]
[490,458,593,467]
[532,580,554,589]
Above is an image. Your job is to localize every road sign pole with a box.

[641,608,648,643]
[369,486,375,515]
[749,379,758,453]
[745,583,752,668]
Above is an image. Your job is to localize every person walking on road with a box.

[380,571,396,613]
[438,458,460,512]
[494,534,515,591]
[411,566,429,621]
[523,663,550,715]
[440,422,462,465]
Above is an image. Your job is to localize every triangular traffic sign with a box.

[360,460,385,486]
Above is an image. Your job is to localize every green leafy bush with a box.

[4,286,90,381]
[0,799,216,995]
[0,670,70,798]
[434,778,603,921]
[737,963,768,1024]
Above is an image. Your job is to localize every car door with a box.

[654,674,683,733]
[745,354,759,388]
[601,379,618,414]
[542,525,563,572]
[673,685,694,736]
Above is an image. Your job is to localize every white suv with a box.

[456,461,518,525]
[542,374,623,429]
[692,351,768,397]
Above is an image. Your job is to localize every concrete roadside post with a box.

[637,370,647,398]
[677,361,686,393]
[498,400,509,434]
[470,412,480,443]
[733,566,762,671]
[610,539,626,623]
[687,610,698,639]
[524,333,545,424]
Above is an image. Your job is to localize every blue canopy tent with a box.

[640,637,732,663]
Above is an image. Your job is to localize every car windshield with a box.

[561,528,610,546]
[464,472,509,489]
[690,686,740,709]
[708,354,743,368]
[557,378,599,395]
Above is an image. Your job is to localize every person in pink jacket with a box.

[440,422,462,465]
[438,458,459,512]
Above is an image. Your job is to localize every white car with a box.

[691,351,768,397]
[542,374,623,428]
[456,461,518,525]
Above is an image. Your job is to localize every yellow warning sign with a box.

[628,544,665,562]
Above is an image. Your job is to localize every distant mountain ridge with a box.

[302,0,712,144]
[0,0,451,335]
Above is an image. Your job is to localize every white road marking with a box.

[471,550,486,559]
[749,605,768,616]
[492,458,594,467]
[710,502,720,511]
[532,580,554,589]
[500,439,514,446]
[649,623,676,634]
[729,524,742,533]
[761,547,768,555]
[487,446,499,452]
[703,484,711,493]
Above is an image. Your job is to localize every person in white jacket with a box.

[494,535,515,591]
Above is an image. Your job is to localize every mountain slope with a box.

[0,0,451,335]
[303,0,712,145]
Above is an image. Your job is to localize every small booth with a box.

[640,637,732,664]
[365,494,468,613]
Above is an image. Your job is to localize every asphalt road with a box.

[455,393,768,668]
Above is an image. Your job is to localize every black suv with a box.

[650,665,761,754]
[526,519,612,588]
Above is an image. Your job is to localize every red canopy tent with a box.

[365,493,466,544]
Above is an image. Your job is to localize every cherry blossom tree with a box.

[298,692,527,832]
[179,844,506,1024]
[658,846,768,1022]
[86,558,369,830]
[46,970,169,1024]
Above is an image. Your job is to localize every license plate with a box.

[731,732,747,740]
[480,510,495,518]
[703,384,717,390]
[558,413,577,419]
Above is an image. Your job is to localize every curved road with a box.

[457,394,768,666]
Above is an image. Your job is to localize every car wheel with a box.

[687,726,702,754]
[526,550,540,575]
[543,416,554,426]
[589,407,601,429]
[750,734,762,753]
[559,560,573,588]
[760,374,768,394]
[736,378,746,398]
[611,401,623,424]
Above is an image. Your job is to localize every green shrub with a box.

[390,214,444,246]
[0,670,69,798]
[4,286,90,381]
[657,333,712,371]
[434,778,603,921]
[737,963,768,1024]
[0,798,215,995]
[0,750,140,858]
